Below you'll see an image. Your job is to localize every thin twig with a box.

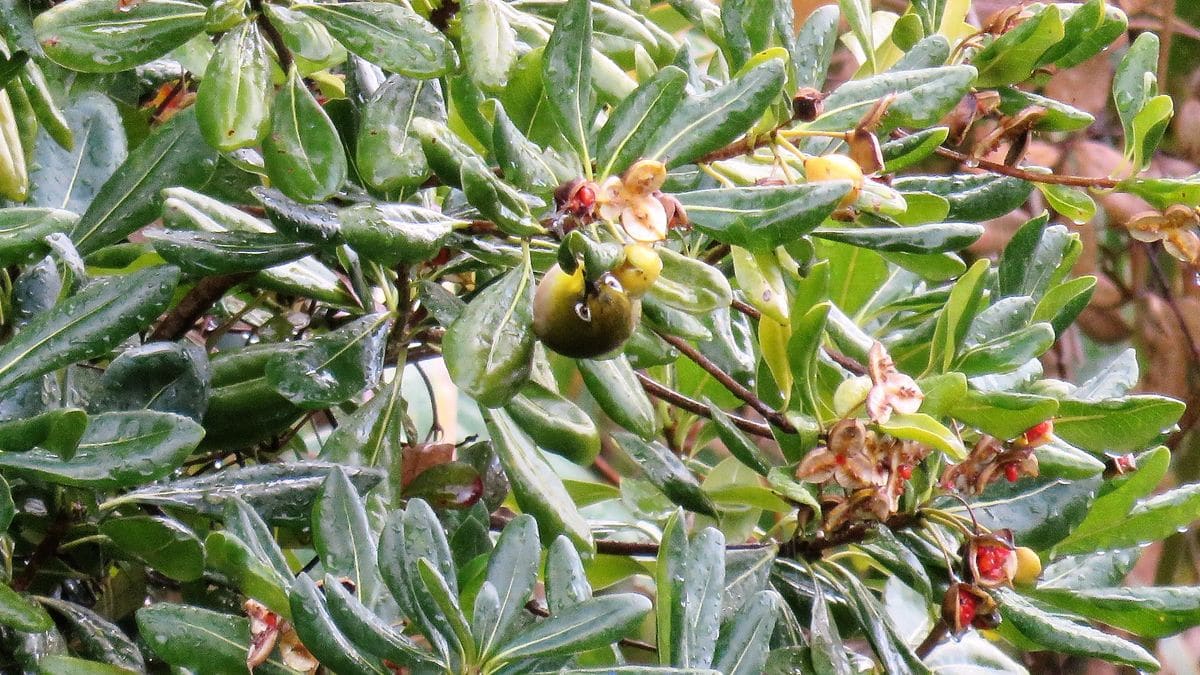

[150,273,252,341]
[1145,245,1200,365]
[654,331,797,433]
[635,372,775,438]
[892,131,1120,188]
[916,620,950,658]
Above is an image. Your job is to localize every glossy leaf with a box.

[34,0,206,73]
[0,408,86,458]
[597,65,687,177]
[356,75,444,191]
[72,109,218,254]
[678,183,849,251]
[341,202,463,266]
[263,67,347,203]
[443,265,534,408]
[971,4,1064,87]
[711,590,779,675]
[107,462,383,527]
[614,431,718,517]
[484,409,593,553]
[542,0,592,166]
[146,229,318,275]
[290,574,388,675]
[812,222,983,254]
[490,593,651,662]
[646,58,786,167]
[138,603,294,674]
[1054,396,1185,453]
[996,589,1157,671]
[266,312,391,408]
[99,515,204,581]
[313,467,379,602]
[296,2,457,78]
[504,380,601,465]
[195,22,271,151]
[0,411,202,489]
[89,341,210,420]
[0,585,53,632]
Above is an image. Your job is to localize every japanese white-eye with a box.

[533,263,635,359]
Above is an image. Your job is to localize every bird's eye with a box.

[574,301,592,322]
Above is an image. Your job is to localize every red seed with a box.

[958,592,977,626]
[898,464,913,480]
[575,184,596,209]
[834,454,847,466]
[1004,464,1019,482]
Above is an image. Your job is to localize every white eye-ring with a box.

[574,301,592,322]
[601,274,623,292]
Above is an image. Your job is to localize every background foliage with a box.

[0,0,1196,672]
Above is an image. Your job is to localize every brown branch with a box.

[150,273,252,341]
[594,539,773,557]
[915,620,950,659]
[894,131,1120,188]
[654,331,796,434]
[252,0,293,72]
[1145,244,1200,365]
[636,372,775,438]
[779,512,922,561]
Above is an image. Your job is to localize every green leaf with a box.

[646,58,785,168]
[99,515,204,581]
[996,589,1158,670]
[263,67,347,203]
[596,65,687,177]
[545,535,593,612]
[1054,396,1185,453]
[34,596,144,670]
[927,258,988,373]
[206,530,291,614]
[1040,0,1126,69]
[259,3,343,71]
[893,173,1033,222]
[1036,183,1096,225]
[90,341,211,420]
[1029,585,1200,639]
[295,2,456,78]
[493,104,571,195]
[33,0,206,73]
[874,412,965,461]
[677,184,849,251]
[490,594,651,663]
[1128,93,1172,171]
[138,604,292,674]
[107,462,383,527]
[793,5,839,89]
[505,380,601,465]
[809,581,853,675]
[948,390,1058,441]
[313,467,379,603]
[996,87,1094,133]
[290,574,388,675]
[613,431,718,518]
[0,585,53,633]
[650,246,733,314]
[323,574,441,669]
[356,75,444,192]
[0,208,76,267]
[72,109,218,254]
[542,0,592,167]
[478,514,539,656]
[676,527,724,668]
[443,264,534,408]
[956,323,1056,376]
[1113,32,1158,147]
[484,410,593,553]
[812,66,976,131]
[224,497,292,582]
[968,476,1099,552]
[146,229,318,275]
[1115,177,1200,210]
[266,312,391,409]
[881,127,949,173]
[832,569,929,674]
[195,24,270,152]
[341,202,463,267]
[416,559,477,665]
[971,4,1064,87]
[29,92,125,213]
[460,0,516,91]
[320,375,405,494]
[0,408,86,459]
[711,590,780,675]
[378,499,459,661]
[705,399,771,475]
[812,222,983,254]
[0,411,202,489]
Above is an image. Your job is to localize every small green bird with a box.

[533,263,635,359]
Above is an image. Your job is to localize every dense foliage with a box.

[0,0,1194,671]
